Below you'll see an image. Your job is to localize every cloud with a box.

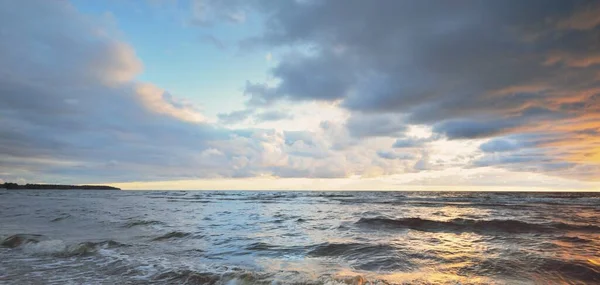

[3,0,600,185]
[284,131,315,146]
[480,138,523,153]
[433,119,518,140]
[255,110,293,122]
[414,153,431,171]
[211,0,600,180]
[217,109,254,124]
[556,3,600,30]
[1,0,352,183]
[243,51,354,106]
[345,113,407,138]
[218,108,293,124]
[135,83,207,123]
[189,0,247,26]
[392,137,433,148]
[376,151,415,160]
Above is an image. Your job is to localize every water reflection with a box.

[1,190,599,284]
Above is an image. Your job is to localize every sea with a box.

[0,190,599,284]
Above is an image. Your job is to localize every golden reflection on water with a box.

[333,268,498,285]
[253,201,599,284]
[258,228,503,284]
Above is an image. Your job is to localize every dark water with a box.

[1,190,599,284]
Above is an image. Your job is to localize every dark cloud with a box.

[345,113,407,138]
[480,138,523,153]
[206,0,600,180]
[244,51,355,106]
[238,0,600,116]
[433,119,519,140]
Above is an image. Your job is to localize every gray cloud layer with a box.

[228,0,600,180]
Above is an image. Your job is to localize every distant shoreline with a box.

[1,182,120,190]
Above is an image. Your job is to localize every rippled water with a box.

[1,190,599,284]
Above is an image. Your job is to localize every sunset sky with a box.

[1,0,599,190]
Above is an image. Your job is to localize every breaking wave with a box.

[1,234,128,257]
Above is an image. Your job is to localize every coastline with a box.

[1,183,120,190]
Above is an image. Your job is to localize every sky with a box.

[0,0,599,191]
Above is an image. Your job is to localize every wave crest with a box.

[7,237,128,257]
[1,234,43,248]
[123,220,166,228]
[356,217,600,234]
[152,231,192,241]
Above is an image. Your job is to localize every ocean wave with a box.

[241,242,306,256]
[317,193,355,198]
[537,258,600,282]
[123,219,166,228]
[307,242,394,257]
[244,242,277,251]
[31,240,126,257]
[152,231,192,241]
[150,268,388,285]
[153,269,223,284]
[356,217,600,234]
[467,256,600,283]
[166,198,213,203]
[307,242,413,271]
[50,214,72,222]
[555,236,591,243]
[1,234,43,248]
[2,234,128,257]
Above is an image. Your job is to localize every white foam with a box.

[22,240,67,255]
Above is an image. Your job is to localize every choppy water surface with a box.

[1,190,599,284]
